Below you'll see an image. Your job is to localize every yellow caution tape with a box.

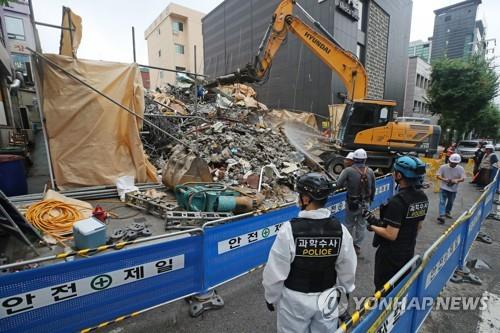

[351,311,360,323]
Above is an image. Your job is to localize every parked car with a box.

[456,140,481,162]
[495,143,500,152]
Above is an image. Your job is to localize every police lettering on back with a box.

[295,237,341,257]
[262,173,357,332]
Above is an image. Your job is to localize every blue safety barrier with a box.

[0,176,394,332]
[202,205,299,289]
[0,233,204,333]
[460,198,484,266]
[370,175,394,209]
[410,215,467,331]
[482,183,495,218]
[352,269,419,333]
[350,172,499,333]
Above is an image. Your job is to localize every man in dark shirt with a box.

[473,142,485,178]
[363,156,429,290]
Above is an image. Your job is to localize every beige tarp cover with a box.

[41,54,156,187]
[59,7,82,57]
[328,104,345,137]
[267,109,318,129]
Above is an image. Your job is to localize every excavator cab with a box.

[338,100,394,147]
[338,100,441,155]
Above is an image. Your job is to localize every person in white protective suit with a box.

[263,173,357,333]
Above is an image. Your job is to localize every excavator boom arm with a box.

[285,16,367,100]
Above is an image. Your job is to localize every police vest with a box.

[375,187,429,254]
[284,217,343,293]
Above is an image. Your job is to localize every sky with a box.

[32,0,500,66]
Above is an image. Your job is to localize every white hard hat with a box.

[449,153,461,164]
[353,148,367,160]
[345,152,354,160]
[485,144,495,150]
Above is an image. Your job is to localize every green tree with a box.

[0,1,10,6]
[474,103,500,140]
[427,55,499,142]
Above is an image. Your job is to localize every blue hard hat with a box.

[393,156,426,179]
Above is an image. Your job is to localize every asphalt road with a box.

[103,179,490,333]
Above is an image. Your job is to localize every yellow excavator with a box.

[206,0,441,174]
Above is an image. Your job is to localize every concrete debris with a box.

[216,94,233,109]
[466,258,491,270]
[141,81,313,206]
[181,123,309,188]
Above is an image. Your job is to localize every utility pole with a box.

[28,0,56,189]
[194,45,197,113]
[132,26,137,63]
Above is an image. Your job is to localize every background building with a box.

[0,0,38,148]
[202,0,412,117]
[140,67,150,90]
[144,3,204,89]
[430,0,482,61]
[403,55,431,118]
[472,19,487,56]
[408,39,432,63]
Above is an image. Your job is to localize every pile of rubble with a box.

[141,77,313,204]
[183,121,309,187]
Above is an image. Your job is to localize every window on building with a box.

[175,66,186,72]
[414,100,418,110]
[11,53,30,77]
[172,21,184,33]
[158,28,161,35]
[175,43,185,54]
[158,49,161,57]
[159,71,164,79]
[356,43,366,63]
[445,15,451,22]
[357,1,364,30]
[5,16,25,40]
[416,74,420,87]
[357,1,367,32]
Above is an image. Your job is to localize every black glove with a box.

[363,209,386,228]
[337,292,351,322]
[362,209,373,220]
[339,312,351,324]
[266,301,275,312]
[363,210,378,225]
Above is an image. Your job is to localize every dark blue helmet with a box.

[394,156,426,179]
[296,173,335,200]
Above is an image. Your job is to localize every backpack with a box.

[354,166,372,200]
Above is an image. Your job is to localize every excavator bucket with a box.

[162,145,212,189]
